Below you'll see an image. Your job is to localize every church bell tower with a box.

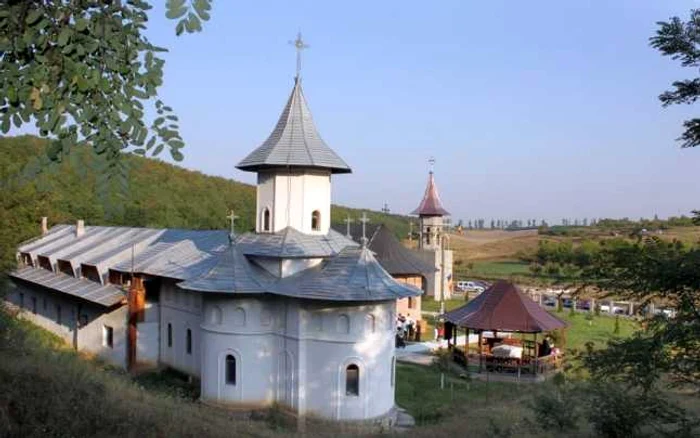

[412,161,450,250]
[236,33,351,235]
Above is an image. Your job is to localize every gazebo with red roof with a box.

[444,281,567,377]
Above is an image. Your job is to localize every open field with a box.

[449,227,700,284]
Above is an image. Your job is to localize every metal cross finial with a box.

[428,156,436,174]
[289,31,309,80]
[226,209,239,242]
[343,215,354,238]
[359,212,370,247]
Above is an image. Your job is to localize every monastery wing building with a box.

[6,72,421,422]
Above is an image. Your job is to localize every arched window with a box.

[311,210,321,231]
[346,364,359,396]
[210,306,222,325]
[337,314,350,334]
[232,307,246,327]
[186,328,192,355]
[426,227,432,245]
[167,323,173,347]
[366,314,376,333]
[225,355,236,385]
[262,208,271,232]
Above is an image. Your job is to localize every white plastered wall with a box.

[199,296,397,421]
[159,280,202,376]
[256,169,331,234]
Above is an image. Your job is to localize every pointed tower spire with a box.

[236,76,351,174]
[411,163,450,217]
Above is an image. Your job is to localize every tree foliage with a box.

[0,0,212,189]
[651,9,700,148]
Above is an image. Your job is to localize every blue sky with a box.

[18,1,700,223]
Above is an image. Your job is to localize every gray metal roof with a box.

[10,266,125,307]
[333,223,436,276]
[236,227,357,258]
[272,246,422,301]
[18,225,228,283]
[178,245,273,293]
[109,232,228,280]
[236,78,352,174]
[178,244,422,302]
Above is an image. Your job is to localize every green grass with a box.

[421,296,466,314]
[554,311,638,352]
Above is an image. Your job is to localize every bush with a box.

[529,388,579,433]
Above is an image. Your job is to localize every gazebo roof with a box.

[444,281,567,333]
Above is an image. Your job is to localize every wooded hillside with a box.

[0,135,411,274]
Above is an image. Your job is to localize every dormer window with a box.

[311,210,321,231]
[262,208,271,232]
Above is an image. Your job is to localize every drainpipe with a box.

[127,276,145,370]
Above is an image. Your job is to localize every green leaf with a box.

[133,148,146,156]
[171,149,184,161]
[25,9,43,25]
[146,136,157,150]
[166,0,188,20]
[12,113,21,128]
[153,144,165,156]
[58,28,72,46]
[75,18,89,32]
[1,115,10,134]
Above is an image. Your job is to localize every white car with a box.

[456,281,484,293]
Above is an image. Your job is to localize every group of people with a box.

[395,314,421,348]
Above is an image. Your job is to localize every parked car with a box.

[576,300,591,311]
[456,281,485,293]
[543,296,557,307]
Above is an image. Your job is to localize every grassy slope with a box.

[0,309,288,438]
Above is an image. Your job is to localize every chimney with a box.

[41,217,48,235]
[76,220,85,238]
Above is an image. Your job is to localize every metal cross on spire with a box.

[428,156,436,174]
[343,215,354,238]
[289,31,309,80]
[226,209,239,242]
[359,212,370,247]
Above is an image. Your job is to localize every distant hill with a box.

[0,135,412,274]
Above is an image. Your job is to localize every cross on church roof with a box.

[343,215,354,238]
[428,156,436,174]
[359,212,370,247]
[226,210,239,242]
[289,31,309,80]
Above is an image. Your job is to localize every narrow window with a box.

[210,306,222,325]
[56,304,62,325]
[31,297,37,314]
[19,293,24,309]
[167,323,173,347]
[366,314,376,333]
[337,314,350,334]
[311,210,321,231]
[103,325,113,348]
[426,227,432,245]
[408,297,415,309]
[262,208,271,232]
[186,328,192,355]
[225,354,236,385]
[346,364,359,396]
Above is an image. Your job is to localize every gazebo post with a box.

[534,332,538,376]
[465,327,469,371]
[478,330,483,373]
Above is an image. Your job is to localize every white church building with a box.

[5,64,421,421]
